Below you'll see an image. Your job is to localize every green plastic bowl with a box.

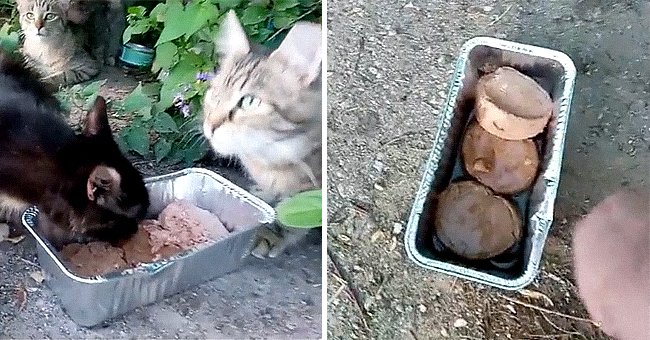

[119,42,154,68]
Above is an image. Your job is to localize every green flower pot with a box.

[119,42,154,69]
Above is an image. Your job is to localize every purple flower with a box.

[196,71,218,82]
[173,93,184,108]
[181,104,190,118]
[196,72,210,82]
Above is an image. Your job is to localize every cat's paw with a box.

[250,227,283,259]
[250,227,309,259]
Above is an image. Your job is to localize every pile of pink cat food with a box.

[432,66,553,261]
[60,200,232,277]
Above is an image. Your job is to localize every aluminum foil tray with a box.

[404,37,577,290]
[21,167,275,327]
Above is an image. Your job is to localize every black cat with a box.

[0,51,149,249]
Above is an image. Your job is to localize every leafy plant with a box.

[122,4,165,47]
[115,0,321,165]
[55,79,107,113]
[275,189,322,228]
[0,7,21,54]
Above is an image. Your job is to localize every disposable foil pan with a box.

[404,37,577,290]
[21,167,275,327]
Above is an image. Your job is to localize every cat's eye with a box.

[25,12,34,20]
[45,13,57,21]
[237,95,262,110]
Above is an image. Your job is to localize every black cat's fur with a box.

[0,50,149,249]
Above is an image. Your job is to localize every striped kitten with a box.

[16,0,124,87]
[203,11,322,258]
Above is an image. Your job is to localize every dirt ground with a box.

[327,0,648,339]
[0,67,322,339]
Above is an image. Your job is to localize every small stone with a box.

[418,304,427,312]
[30,271,45,284]
[506,304,516,314]
[453,318,468,328]
[440,328,449,337]
[482,5,493,12]
[392,222,403,235]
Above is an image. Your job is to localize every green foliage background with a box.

[118,0,321,165]
[0,0,321,165]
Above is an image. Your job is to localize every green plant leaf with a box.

[215,0,241,9]
[155,1,185,46]
[142,82,162,98]
[124,126,150,156]
[0,23,20,53]
[81,79,106,97]
[159,58,199,108]
[250,0,270,6]
[240,6,269,26]
[116,130,131,154]
[275,189,322,228]
[55,92,72,113]
[152,42,178,73]
[79,79,106,110]
[122,25,134,44]
[150,2,168,22]
[182,139,208,164]
[273,0,299,11]
[122,20,150,44]
[184,2,218,39]
[253,27,274,42]
[272,13,295,29]
[153,111,178,133]
[122,84,152,114]
[153,137,172,162]
[127,6,146,16]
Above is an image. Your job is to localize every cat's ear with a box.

[215,10,250,58]
[270,22,322,87]
[87,165,121,203]
[83,96,111,137]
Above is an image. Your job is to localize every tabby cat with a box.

[16,0,125,88]
[203,10,322,258]
[0,50,149,249]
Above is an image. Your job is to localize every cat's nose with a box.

[35,19,44,31]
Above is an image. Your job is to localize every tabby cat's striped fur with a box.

[203,11,322,258]
[17,0,125,88]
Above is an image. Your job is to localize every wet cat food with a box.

[60,242,129,277]
[434,181,523,260]
[475,66,553,140]
[60,200,231,277]
[462,120,539,194]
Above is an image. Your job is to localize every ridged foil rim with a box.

[21,167,276,284]
[404,36,577,290]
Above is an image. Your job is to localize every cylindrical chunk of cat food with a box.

[572,187,650,340]
[462,119,539,194]
[433,180,523,260]
[475,66,553,140]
